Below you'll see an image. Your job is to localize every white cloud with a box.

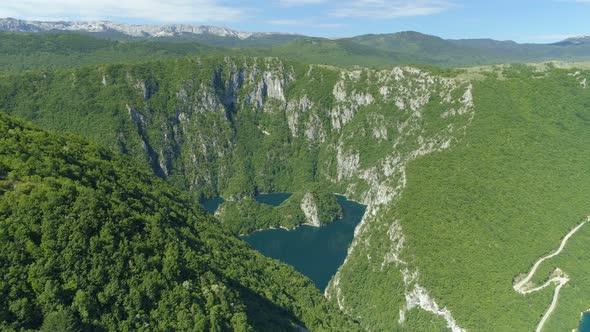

[330,0,454,19]
[0,0,244,23]
[278,0,326,6]
[268,18,344,29]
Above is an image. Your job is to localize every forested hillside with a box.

[0,112,359,331]
[0,33,223,71]
[327,64,590,331]
[3,31,590,73]
[345,31,590,67]
[401,65,590,331]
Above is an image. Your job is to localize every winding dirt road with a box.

[513,218,588,332]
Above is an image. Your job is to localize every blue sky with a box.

[1,0,589,42]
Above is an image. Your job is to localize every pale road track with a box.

[535,279,567,332]
[513,217,588,332]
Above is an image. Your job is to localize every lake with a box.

[254,192,292,206]
[201,193,366,291]
[580,312,590,332]
[201,197,224,214]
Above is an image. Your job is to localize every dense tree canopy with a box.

[0,113,359,331]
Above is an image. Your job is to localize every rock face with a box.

[320,67,474,331]
[0,57,475,331]
[0,17,298,40]
[403,285,464,332]
[300,192,321,227]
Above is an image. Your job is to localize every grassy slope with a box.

[395,67,590,330]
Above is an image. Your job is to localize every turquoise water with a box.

[242,195,366,291]
[202,193,366,291]
[200,197,224,214]
[580,312,590,332]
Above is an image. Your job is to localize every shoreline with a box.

[215,191,367,237]
[239,225,293,236]
[240,221,335,237]
[333,192,364,205]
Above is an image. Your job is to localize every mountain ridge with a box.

[3,18,590,67]
[553,35,590,46]
[2,17,586,46]
[0,17,299,40]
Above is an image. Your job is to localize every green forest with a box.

[0,113,359,331]
[3,31,590,73]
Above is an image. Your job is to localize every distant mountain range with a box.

[1,17,590,68]
[0,17,297,39]
[0,17,302,47]
[552,36,590,46]
[3,17,588,47]
[338,31,590,66]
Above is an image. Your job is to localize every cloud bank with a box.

[330,0,455,19]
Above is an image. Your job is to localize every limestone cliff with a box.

[300,192,320,227]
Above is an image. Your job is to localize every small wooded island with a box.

[215,187,343,235]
